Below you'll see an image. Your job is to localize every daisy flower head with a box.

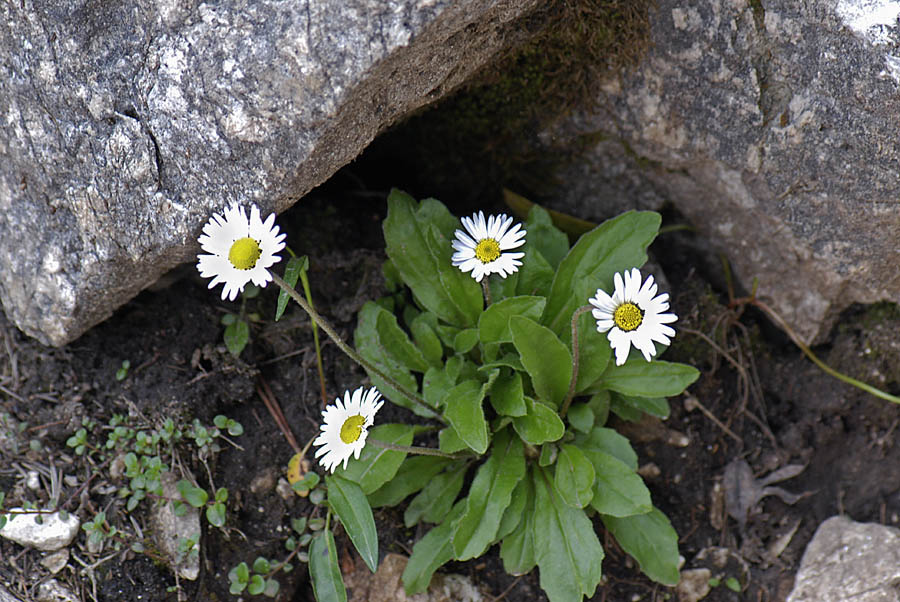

[313,386,384,473]
[589,268,677,366]
[451,211,526,283]
[196,203,286,301]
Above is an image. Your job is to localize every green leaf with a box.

[567,403,594,434]
[206,503,226,527]
[496,476,529,540]
[215,487,229,503]
[443,380,489,454]
[588,451,651,517]
[309,530,347,602]
[402,501,466,595]
[602,508,680,585]
[224,320,250,357]
[517,247,556,298]
[510,316,572,407]
[599,358,700,397]
[478,296,546,344]
[574,310,611,392]
[422,366,454,409]
[615,394,670,419]
[453,328,479,353]
[588,390,611,427]
[554,444,595,509]
[375,308,430,373]
[575,426,639,470]
[264,578,280,597]
[438,426,468,454]
[609,395,643,422]
[326,476,378,573]
[512,397,565,445]
[404,464,467,527]
[176,480,208,508]
[500,475,536,575]
[334,424,417,493]
[452,430,526,559]
[248,574,266,595]
[383,190,482,327]
[354,303,428,418]
[231,561,249,584]
[478,353,525,373]
[533,467,605,601]
[524,203,570,269]
[253,556,271,574]
[489,370,527,417]
[409,313,444,366]
[275,256,309,321]
[367,456,451,508]
[542,211,661,336]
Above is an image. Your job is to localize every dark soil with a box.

[3,179,900,602]
[2,168,900,602]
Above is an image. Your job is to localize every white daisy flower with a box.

[451,211,526,283]
[196,203,286,301]
[313,386,384,473]
[589,268,677,366]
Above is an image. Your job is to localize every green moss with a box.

[363,0,652,205]
[859,302,900,329]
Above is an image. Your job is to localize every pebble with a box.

[676,568,711,602]
[0,509,80,551]
[151,472,200,580]
[40,549,70,574]
[26,471,41,490]
[36,579,78,602]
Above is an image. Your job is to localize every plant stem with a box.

[269,272,445,422]
[368,438,470,459]
[560,305,594,419]
[298,268,328,405]
[481,279,492,307]
[744,297,900,405]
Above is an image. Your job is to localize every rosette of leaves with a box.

[345,190,699,602]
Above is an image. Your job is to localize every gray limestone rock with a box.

[0,508,80,552]
[542,0,900,343]
[787,515,900,602]
[0,0,538,346]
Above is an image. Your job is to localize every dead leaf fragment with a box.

[722,458,812,530]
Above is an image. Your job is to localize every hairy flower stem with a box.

[270,273,444,422]
[481,279,492,307]
[560,305,595,419]
[368,438,470,459]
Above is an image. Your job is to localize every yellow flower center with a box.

[228,237,262,270]
[613,302,644,332]
[340,415,366,444]
[474,238,501,263]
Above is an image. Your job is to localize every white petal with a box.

[608,328,632,366]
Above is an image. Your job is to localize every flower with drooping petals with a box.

[451,211,526,282]
[313,386,384,473]
[196,203,286,301]
[589,268,677,366]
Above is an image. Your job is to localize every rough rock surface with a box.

[0,509,80,552]
[0,0,538,346]
[543,0,900,343]
[151,472,201,581]
[787,515,900,602]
